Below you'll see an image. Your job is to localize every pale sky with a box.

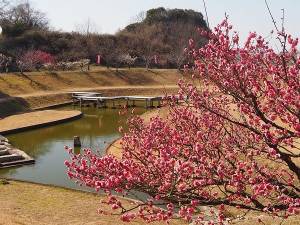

[31,0,300,43]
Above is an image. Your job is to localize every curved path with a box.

[0,110,82,135]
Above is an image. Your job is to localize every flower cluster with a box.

[66,19,300,224]
[17,50,55,72]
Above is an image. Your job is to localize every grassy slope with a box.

[0,67,181,96]
[0,67,182,117]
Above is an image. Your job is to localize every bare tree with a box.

[0,0,9,18]
[73,19,102,71]
[0,53,12,73]
[6,1,48,30]
[167,22,205,71]
[96,35,117,69]
[74,18,101,35]
[129,11,146,24]
[133,24,164,70]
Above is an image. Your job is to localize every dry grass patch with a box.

[0,110,81,133]
[0,67,182,97]
[0,180,185,225]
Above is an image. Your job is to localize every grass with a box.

[0,67,182,96]
[0,178,9,185]
[0,180,186,225]
[0,110,82,133]
[0,98,30,118]
[0,67,182,117]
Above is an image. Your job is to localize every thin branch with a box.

[264,0,280,33]
[202,0,210,29]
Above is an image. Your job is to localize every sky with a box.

[31,0,300,43]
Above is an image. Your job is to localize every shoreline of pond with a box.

[0,109,83,135]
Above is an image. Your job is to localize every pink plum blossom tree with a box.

[65,19,300,224]
[17,50,55,73]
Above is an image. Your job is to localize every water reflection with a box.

[0,106,145,190]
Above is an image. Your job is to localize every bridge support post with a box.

[74,136,81,147]
[145,99,148,108]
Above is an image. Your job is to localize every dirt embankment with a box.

[0,67,182,117]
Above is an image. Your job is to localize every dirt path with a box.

[0,110,82,134]
[0,85,178,102]
[14,85,178,98]
[0,180,185,225]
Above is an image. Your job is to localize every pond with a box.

[0,106,146,191]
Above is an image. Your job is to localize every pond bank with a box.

[0,110,82,135]
[0,180,185,225]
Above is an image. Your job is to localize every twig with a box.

[281,8,285,33]
[202,0,210,29]
[264,0,279,33]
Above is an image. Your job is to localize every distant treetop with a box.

[125,7,208,31]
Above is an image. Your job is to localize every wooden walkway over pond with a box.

[71,92,163,108]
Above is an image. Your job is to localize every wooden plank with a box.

[70,91,101,95]
[72,93,164,109]
[80,96,124,100]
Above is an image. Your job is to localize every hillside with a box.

[0,67,182,117]
[118,7,208,69]
[0,4,208,70]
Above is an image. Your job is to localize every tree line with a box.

[0,1,208,72]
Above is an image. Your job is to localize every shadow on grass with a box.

[45,71,72,85]
[148,69,159,75]
[0,75,27,93]
[81,71,102,85]
[14,72,50,90]
[0,91,30,118]
[109,69,155,85]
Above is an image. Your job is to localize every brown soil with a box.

[0,110,82,133]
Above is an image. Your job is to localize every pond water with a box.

[0,106,146,191]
